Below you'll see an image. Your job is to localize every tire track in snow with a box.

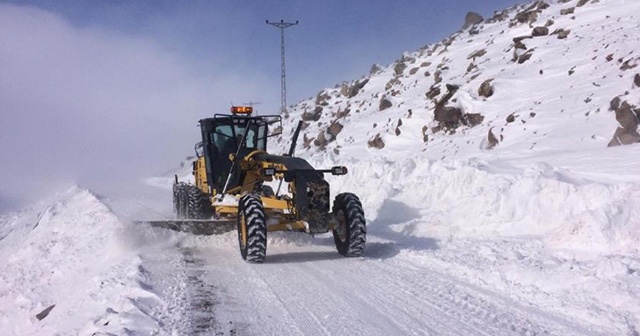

[250,258,413,335]
[196,240,610,336]
[331,250,608,336]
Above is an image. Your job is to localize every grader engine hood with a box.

[253,153,332,233]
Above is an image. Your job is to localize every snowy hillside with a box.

[1,0,640,335]
[279,0,639,159]
[273,0,640,279]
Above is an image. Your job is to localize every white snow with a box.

[2,0,640,335]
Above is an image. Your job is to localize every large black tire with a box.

[186,185,212,219]
[173,183,188,219]
[332,193,366,257]
[237,195,267,263]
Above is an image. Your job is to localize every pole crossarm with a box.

[266,20,298,115]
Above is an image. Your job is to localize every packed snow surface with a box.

[1,0,640,335]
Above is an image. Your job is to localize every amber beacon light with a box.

[231,106,253,114]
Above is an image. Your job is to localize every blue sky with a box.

[9,0,527,109]
[0,0,527,212]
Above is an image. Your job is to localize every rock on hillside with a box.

[275,0,640,161]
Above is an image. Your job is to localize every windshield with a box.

[210,119,266,152]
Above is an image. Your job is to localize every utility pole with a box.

[266,19,298,115]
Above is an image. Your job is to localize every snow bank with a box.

[317,155,640,255]
[0,186,166,335]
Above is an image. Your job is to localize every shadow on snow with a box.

[368,199,440,256]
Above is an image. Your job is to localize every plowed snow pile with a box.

[0,187,173,335]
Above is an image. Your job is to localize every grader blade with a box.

[139,219,236,235]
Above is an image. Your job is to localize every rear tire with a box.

[173,183,188,219]
[237,195,267,263]
[186,185,212,219]
[332,193,366,257]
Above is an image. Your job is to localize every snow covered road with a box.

[135,229,622,336]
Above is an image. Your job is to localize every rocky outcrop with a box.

[615,102,638,130]
[553,28,571,39]
[560,7,575,15]
[434,71,442,84]
[608,100,640,147]
[328,121,343,139]
[635,73,640,87]
[335,107,350,119]
[431,84,484,131]
[467,49,487,60]
[368,134,385,149]
[379,96,393,111]
[303,133,313,149]
[426,86,441,100]
[314,131,328,148]
[532,26,549,36]
[302,106,323,121]
[515,49,535,64]
[487,127,501,149]
[487,11,508,24]
[478,79,494,98]
[609,127,640,147]
[620,59,638,71]
[510,1,549,27]
[462,12,484,30]
[341,79,369,98]
[435,106,463,125]
[462,113,485,127]
[422,126,429,143]
[369,64,382,75]
[513,10,538,26]
[315,91,331,106]
[394,61,407,76]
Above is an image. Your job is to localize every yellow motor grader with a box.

[150,106,365,262]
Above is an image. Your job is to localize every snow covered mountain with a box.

[278,0,640,159]
[1,0,639,335]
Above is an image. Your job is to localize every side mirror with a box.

[331,166,348,176]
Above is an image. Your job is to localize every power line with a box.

[243,101,262,115]
[266,19,298,115]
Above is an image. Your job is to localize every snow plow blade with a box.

[138,219,236,235]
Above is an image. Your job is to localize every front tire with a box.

[332,193,366,257]
[237,195,267,263]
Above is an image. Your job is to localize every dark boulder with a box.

[368,134,385,149]
[487,128,500,149]
[463,113,485,127]
[462,12,483,30]
[328,121,344,139]
[379,97,393,111]
[532,26,549,37]
[302,106,323,121]
[434,106,463,124]
[478,79,494,98]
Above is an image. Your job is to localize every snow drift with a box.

[0,187,169,335]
